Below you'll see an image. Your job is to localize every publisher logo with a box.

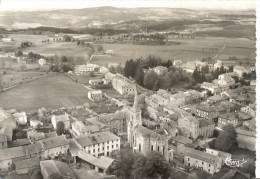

[224,157,247,167]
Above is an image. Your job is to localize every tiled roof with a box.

[185,148,221,164]
[201,82,218,89]
[14,157,40,170]
[199,119,214,128]
[171,136,192,144]
[40,160,76,179]
[0,146,25,161]
[95,156,114,169]
[39,135,69,150]
[133,125,168,141]
[75,131,120,147]
[208,95,223,102]
[27,131,45,141]
[23,143,43,155]
[44,132,57,138]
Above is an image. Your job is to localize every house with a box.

[95,156,115,174]
[212,76,235,87]
[201,82,219,94]
[108,63,118,68]
[196,103,217,119]
[250,80,256,86]
[30,120,43,128]
[105,50,114,55]
[184,148,222,174]
[0,134,7,149]
[218,72,238,79]
[74,131,120,157]
[146,94,169,109]
[153,66,168,76]
[13,112,27,125]
[213,60,229,71]
[40,160,76,179]
[205,148,231,165]
[170,92,186,107]
[111,74,136,95]
[88,90,103,101]
[27,131,46,142]
[39,135,70,159]
[0,146,25,171]
[178,116,214,139]
[207,95,223,104]
[100,66,109,74]
[173,60,182,66]
[71,120,93,138]
[74,63,100,74]
[233,66,251,78]
[51,113,70,130]
[89,79,102,85]
[14,158,40,174]
[1,38,13,42]
[38,58,46,66]
[181,62,196,73]
[183,90,203,104]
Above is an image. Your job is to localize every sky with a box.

[0,0,256,11]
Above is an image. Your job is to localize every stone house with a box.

[74,131,121,157]
[233,66,251,78]
[146,94,169,109]
[51,113,70,130]
[183,90,203,104]
[0,146,25,171]
[74,64,100,74]
[218,113,243,127]
[205,148,231,165]
[13,112,27,125]
[170,92,186,107]
[111,74,136,95]
[201,82,220,94]
[88,90,103,101]
[153,66,168,76]
[184,148,222,174]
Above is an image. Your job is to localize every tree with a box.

[193,67,202,83]
[143,71,159,90]
[89,71,95,77]
[144,152,171,179]
[38,107,47,118]
[134,64,144,86]
[56,121,65,135]
[131,154,147,179]
[97,45,103,52]
[159,75,171,89]
[214,124,237,152]
[14,49,23,57]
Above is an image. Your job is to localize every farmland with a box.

[91,37,255,66]
[0,75,91,112]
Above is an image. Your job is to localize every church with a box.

[127,91,170,161]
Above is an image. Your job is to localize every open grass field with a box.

[0,75,91,112]
[91,37,255,66]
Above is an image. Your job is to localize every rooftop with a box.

[75,131,120,147]
[39,135,69,150]
[95,156,115,169]
[133,125,168,141]
[185,148,221,164]
[199,119,214,128]
[40,160,76,179]
[0,146,25,161]
[14,157,40,170]
[53,114,69,122]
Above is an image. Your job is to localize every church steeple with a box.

[133,89,139,110]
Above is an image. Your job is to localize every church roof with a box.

[133,125,168,141]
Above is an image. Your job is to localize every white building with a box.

[88,90,103,101]
[153,66,168,76]
[30,120,43,128]
[1,38,13,42]
[13,112,27,125]
[75,64,100,74]
[38,58,46,66]
[111,74,136,95]
[74,131,120,157]
[51,114,70,130]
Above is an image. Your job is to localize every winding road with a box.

[212,37,227,60]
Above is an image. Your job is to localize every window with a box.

[208,169,210,172]
[202,162,204,165]
[107,146,109,149]
[139,144,141,152]
[112,145,113,148]
[188,158,190,161]
[103,147,104,150]
[88,150,90,153]
[98,148,100,152]
[158,146,159,152]
[151,145,153,151]
[209,164,211,167]
[93,149,95,153]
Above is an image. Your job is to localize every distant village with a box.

[0,44,256,179]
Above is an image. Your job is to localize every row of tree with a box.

[49,55,74,72]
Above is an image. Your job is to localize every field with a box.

[91,37,255,66]
[0,75,91,112]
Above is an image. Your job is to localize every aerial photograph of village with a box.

[0,0,257,179]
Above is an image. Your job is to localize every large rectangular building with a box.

[74,131,120,157]
[111,74,136,95]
